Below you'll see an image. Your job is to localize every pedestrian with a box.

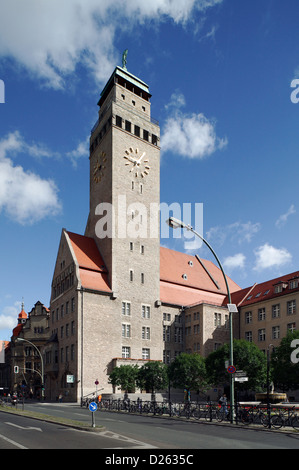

[219,394,228,415]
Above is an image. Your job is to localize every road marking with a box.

[0,432,28,449]
[5,422,42,432]
[99,430,157,449]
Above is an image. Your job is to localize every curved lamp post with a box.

[16,338,45,399]
[166,216,237,421]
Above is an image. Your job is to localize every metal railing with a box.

[93,399,299,430]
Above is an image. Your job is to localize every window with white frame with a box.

[122,346,130,358]
[245,311,252,324]
[122,323,131,338]
[142,305,150,319]
[122,301,131,316]
[272,326,280,340]
[142,326,150,340]
[287,322,296,333]
[258,308,266,321]
[287,300,296,315]
[272,304,280,318]
[142,348,150,360]
[245,331,252,342]
[258,328,266,341]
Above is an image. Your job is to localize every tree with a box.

[205,339,267,391]
[271,330,299,391]
[108,365,139,395]
[168,353,207,398]
[136,362,168,398]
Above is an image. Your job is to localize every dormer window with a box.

[289,279,299,290]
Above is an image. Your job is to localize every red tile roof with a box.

[160,247,240,307]
[66,231,111,293]
[229,270,299,308]
[65,232,241,306]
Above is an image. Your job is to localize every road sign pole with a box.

[89,401,98,427]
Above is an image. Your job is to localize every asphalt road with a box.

[1,401,299,450]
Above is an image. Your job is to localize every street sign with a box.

[235,377,248,382]
[227,365,236,374]
[235,370,247,377]
[89,401,98,412]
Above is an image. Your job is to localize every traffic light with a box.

[14,366,19,373]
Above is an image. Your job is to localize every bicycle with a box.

[270,406,299,430]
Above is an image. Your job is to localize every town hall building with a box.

[44,62,240,402]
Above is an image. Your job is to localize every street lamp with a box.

[166,216,236,422]
[16,338,45,399]
[266,343,275,429]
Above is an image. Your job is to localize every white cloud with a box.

[0,0,222,89]
[161,111,227,159]
[0,132,61,224]
[206,221,261,246]
[165,91,186,110]
[0,301,21,333]
[275,204,296,228]
[223,253,246,271]
[66,136,90,167]
[253,243,292,271]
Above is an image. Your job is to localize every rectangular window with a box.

[129,270,133,282]
[258,308,266,321]
[258,329,266,342]
[272,304,280,318]
[289,280,298,289]
[122,301,131,316]
[122,346,130,358]
[287,300,296,315]
[122,324,131,338]
[245,311,252,324]
[272,326,280,340]
[214,313,221,327]
[142,305,150,319]
[134,125,140,137]
[125,120,131,132]
[116,115,122,128]
[143,130,149,141]
[152,134,158,146]
[142,348,150,360]
[245,331,252,342]
[142,326,150,340]
[287,322,296,333]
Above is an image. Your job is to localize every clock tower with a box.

[85,60,161,361]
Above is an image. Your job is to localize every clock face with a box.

[123,147,150,178]
[93,151,107,183]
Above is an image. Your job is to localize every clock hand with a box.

[124,155,137,164]
[136,152,146,164]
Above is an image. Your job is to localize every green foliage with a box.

[108,364,139,392]
[205,339,267,391]
[271,330,299,390]
[168,353,207,393]
[136,361,168,393]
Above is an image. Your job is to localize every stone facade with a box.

[43,66,241,402]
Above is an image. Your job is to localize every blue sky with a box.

[0,0,299,341]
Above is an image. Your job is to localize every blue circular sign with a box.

[89,401,98,412]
